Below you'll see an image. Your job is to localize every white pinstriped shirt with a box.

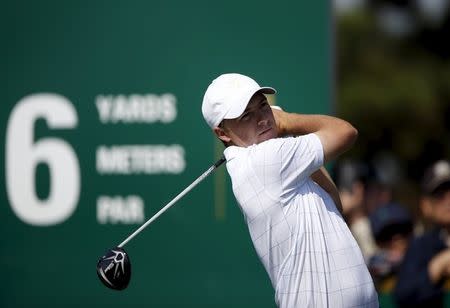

[224,133,378,308]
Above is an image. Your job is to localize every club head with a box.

[96,247,131,290]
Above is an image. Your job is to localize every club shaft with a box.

[118,157,226,248]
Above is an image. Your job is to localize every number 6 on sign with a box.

[5,94,80,226]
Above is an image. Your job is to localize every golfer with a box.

[201,73,378,308]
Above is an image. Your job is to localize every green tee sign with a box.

[1,1,330,307]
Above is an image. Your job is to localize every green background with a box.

[1,1,331,307]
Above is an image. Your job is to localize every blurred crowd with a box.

[332,157,450,307]
[331,1,450,306]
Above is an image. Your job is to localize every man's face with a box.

[422,185,450,226]
[215,92,277,147]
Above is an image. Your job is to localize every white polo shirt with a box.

[223,134,378,308]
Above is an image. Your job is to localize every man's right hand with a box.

[271,107,288,137]
[428,248,450,283]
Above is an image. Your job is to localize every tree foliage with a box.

[337,8,450,183]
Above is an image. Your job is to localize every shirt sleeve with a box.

[252,133,324,203]
[280,133,324,199]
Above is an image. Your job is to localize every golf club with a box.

[96,157,226,290]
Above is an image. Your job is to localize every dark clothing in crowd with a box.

[367,202,413,288]
[393,228,447,307]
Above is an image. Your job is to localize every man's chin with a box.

[258,129,277,143]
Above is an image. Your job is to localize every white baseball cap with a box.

[422,160,450,194]
[201,73,276,128]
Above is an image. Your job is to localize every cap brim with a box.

[223,86,277,120]
[259,87,276,95]
[427,179,450,195]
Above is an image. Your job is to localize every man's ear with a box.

[213,127,231,143]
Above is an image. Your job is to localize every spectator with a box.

[368,202,414,292]
[333,159,378,261]
[394,160,450,307]
[365,152,403,214]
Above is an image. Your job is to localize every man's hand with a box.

[428,249,450,283]
[271,107,288,137]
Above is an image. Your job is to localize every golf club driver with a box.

[96,157,226,290]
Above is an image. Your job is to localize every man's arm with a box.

[272,108,358,163]
[310,167,343,213]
